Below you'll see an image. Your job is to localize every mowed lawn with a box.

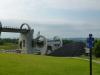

[95,58,100,61]
[0,54,100,75]
[0,43,18,50]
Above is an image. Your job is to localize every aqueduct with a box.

[0,22,34,54]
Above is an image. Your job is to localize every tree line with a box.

[93,39,100,57]
[0,38,18,45]
[0,38,100,57]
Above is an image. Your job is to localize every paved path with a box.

[72,57,100,64]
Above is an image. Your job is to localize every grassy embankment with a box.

[0,43,18,50]
[0,54,100,75]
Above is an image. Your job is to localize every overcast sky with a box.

[0,0,100,38]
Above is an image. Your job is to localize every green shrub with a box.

[94,40,100,57]
[0,40,4,45]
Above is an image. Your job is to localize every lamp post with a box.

[87,34,94,75]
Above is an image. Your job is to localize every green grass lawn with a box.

[95,58,100,61]
[0,54,100,75]
[0,43,18,50]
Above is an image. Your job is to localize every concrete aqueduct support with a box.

[19,23,34,54]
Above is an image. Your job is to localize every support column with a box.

[19,30,33,54]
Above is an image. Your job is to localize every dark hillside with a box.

[49,42,85,57]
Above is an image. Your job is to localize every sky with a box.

[0,0,100,38]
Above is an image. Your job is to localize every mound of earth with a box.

[48,42,85,57]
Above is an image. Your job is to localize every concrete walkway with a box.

[72,57,100,64]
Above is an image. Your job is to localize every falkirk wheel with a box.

[46,36,63,54]
[32,32,63,55]
[0,22,34,54]
[35,34,47,55]
[0,21,63,55]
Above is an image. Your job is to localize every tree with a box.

[62,39,73,45]
[94,40,100,57]
[0,40,4,45]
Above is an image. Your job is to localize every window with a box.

[20,41,22,49]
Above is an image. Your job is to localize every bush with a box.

[94,40,100,57]
[0,40,4,45]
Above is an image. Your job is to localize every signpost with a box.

[87,34,94,75]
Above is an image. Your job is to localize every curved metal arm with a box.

[20,23,31,30]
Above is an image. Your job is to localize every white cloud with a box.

[0,0,100,20]
[43,0,100,10]
[0,0,46,19]
[0,0,100,38]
